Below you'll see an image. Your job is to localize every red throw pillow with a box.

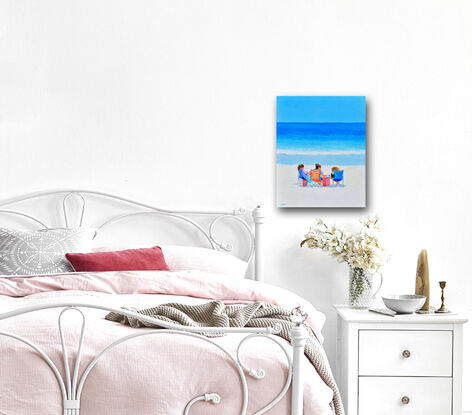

[66,247,170,272]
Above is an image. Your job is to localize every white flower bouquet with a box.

[300,215,389,273]
[301,216,389,308]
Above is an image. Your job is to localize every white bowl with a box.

[382,295,426,314]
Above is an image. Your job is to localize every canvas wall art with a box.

[276,96,366,208]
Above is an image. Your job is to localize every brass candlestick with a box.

[435,281,450,313]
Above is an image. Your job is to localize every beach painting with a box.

[276,96,366,208]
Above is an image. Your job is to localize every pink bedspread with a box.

[0,270,333,415]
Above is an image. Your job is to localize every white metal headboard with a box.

[0,189,266,282]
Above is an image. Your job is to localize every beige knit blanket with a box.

[106,301,344,415]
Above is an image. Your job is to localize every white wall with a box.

[1,0,471,410]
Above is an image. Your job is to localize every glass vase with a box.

[349,266,383,309]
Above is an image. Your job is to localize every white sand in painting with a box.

[277,164,366,207]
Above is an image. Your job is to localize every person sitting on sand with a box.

[313,163,326,177]
[309,163,325,184]
[331,166,344,186]
[297,164,307,180]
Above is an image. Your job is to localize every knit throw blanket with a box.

[106,301,344,415]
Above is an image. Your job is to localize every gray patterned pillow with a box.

[0,228,97,276]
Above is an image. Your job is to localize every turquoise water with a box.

[277,122,366,166]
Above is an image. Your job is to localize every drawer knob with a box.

[401,396,410,405]
[402,350,411,358]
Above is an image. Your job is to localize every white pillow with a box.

[0,227,97,276]
[160,245,248,279]
[92,245,249,279]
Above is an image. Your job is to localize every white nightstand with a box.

[335,305,468,415]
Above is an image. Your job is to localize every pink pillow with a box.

[66,247,170,272]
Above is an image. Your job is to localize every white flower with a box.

[300,215,389,273]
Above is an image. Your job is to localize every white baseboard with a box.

[463,411,472,414]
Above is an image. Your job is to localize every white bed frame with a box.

[0,190,309,415]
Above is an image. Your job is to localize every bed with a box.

[0,190,342,415]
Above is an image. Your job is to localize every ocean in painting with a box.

[276,122,366,166]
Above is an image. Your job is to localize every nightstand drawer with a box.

[358,377,451,415]
[358,330,452,376]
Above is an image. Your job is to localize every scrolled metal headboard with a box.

[0,189,266,281]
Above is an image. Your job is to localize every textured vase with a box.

[349,267,383,309]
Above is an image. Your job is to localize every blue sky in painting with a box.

[277,96,366,123]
